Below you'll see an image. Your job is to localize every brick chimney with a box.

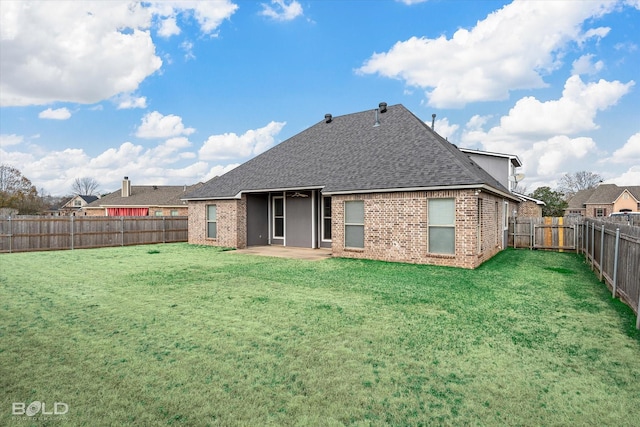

[122,176,131,197]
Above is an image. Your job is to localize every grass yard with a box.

[1,244,639,426]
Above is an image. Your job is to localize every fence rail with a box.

[510,217,640,329]
[0,216,188,253]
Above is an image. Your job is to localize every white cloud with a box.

[199,121,286,160]
[157,15,180,38]
[115,93,147,109]
[149,1,238,36]
[571,54,604,75]
[607,132,640,164]
[136,111,196,139]
[606,165,640,185]
[460,76,632,184]
[358,1,618,107]
[260,0,303,21]
[0,1,237,107]
[0,134,24,147]
[529,136,597,176]
[38,107,72,120]
[432,118,459,141]
[496,76,633,137]
[181,41,196,60]
[201,163,241,182]
[0,137,217,194]
[625,0,640,9]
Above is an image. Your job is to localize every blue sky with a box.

[1,0,639,196]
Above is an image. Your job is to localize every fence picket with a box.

[0,216,188,253]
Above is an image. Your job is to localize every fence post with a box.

[163,216,166,244]
[71,216,74,250]
[584,221,588,260]
[591,221,595,265]
[636,295,640,330]
[612,228,619,298]
[530,219,534,249]
[121,216,125,246]
[599,224,605,281]
[8,216,12,253]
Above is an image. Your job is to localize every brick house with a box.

[514,193,545,217]
[58,195,99,216]
[565,184,640,217]
[183,103,521,269]
[83,177,200,217]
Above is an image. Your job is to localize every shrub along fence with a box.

[510,217,640,329]
[0,216,188,253]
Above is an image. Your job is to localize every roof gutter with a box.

[182,185,325,201]
[324,184,520,202]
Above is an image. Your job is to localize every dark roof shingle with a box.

[185,104,511,199]
[87,184,201,207]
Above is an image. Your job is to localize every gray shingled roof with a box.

[567,184,640,208]
[87,184,201,207]
[566,187,596,209]
[185,104,512,199]
[79,195,99,204]
[584,184,640,204]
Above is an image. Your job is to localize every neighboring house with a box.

[83,177,199,217]
[184,103,521,269]
[459,148,522,193]
[565,184,640,217]
[514,193,545,217]
[58,195,99,216]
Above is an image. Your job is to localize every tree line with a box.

[0,164,602,217]
[526,171,602,217]
[0,164,100,215]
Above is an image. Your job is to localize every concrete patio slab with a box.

[232,246,332,261]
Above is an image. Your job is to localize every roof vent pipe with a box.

[325,114,332,123]
[373,108,380,127]
[379,102,387,113]
[431,113,436,130]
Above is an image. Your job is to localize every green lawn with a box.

[1,244,639,426]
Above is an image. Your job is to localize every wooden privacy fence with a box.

[580,219,640,329]
[510,217,640,329]
[510,216,582,251]
[0,216,188,253]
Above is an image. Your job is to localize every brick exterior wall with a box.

[517,201,542,217]
[584,204,612,218]
[188,197,247,248]
[331,190,506,269]
[82,208,106,217]
[187,190,510,269]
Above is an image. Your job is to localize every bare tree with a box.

[558,171,602,198]
[72,177,99,195]
[0,164,44,214]
[512,182,529,195]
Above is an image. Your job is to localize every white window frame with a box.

[272,196,285,239]
[206,205,217,239]
[344,200,364,249]
[503,201,509,230]
[428,198,455,255]
[321,196,332,242]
